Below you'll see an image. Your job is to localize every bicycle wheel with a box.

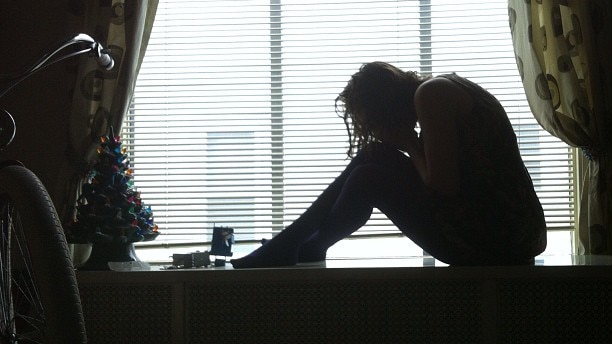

[0,164,87,344]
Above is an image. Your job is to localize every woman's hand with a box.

[403,129,422,153]
[401,129,428,183]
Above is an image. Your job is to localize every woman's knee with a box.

[346,164,389,185]
[346,163,421,202]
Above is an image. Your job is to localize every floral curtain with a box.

[508,0,612,254]
[63,0,158,221]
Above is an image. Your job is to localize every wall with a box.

[0,1,85,217]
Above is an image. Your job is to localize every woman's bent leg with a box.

[299,150,472,265]
[231,143,467,268]
[230,149,372,268]
[297,152,429,262]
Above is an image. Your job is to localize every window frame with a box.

[125,0,575,261]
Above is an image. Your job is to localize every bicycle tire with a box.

[0,164,87,343]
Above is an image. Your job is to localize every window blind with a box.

[125,0,574,253]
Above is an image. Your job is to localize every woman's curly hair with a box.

[335,61,428,157]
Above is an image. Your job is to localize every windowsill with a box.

[132,231,574,268]
[104,255,612,273]
[132,235,423,265]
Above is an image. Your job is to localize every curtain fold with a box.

[508,0,612,254]
[62,0,158,222]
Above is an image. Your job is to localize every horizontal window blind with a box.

[125,0,574,252]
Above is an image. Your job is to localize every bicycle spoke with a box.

[0,165,86,343]
[11,212,43,313]
[0,202,44,343]
[0,206,14,340]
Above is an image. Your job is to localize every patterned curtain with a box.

[0,1,157,225]
[508,0,612,254]
[68,0,157,170]
[63,0,158,221]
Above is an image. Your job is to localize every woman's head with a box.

[335,61,427,156]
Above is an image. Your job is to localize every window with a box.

[125,0,574,263]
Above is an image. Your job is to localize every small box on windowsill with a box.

[171,251,211,268]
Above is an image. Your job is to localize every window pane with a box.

[126,0,574,260]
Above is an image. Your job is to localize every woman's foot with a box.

[230,239,299,269]
[262,238,328,263]
[297,241,327,263]
[231,238,327,268]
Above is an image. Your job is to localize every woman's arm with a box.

[406,77,473,196]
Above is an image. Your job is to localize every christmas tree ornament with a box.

[66,127,159,270]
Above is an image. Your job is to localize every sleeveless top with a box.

[429,73,547,261]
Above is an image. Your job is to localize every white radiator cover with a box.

[77,262,612,343]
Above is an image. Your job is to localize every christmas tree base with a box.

[78,241,140,271]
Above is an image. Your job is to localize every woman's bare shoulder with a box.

[417,76,456,90]
[414,76,473,119]
[415,76,471,105]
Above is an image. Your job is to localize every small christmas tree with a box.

[66,128,159,247]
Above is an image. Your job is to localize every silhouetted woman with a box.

[231,61,546,268]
